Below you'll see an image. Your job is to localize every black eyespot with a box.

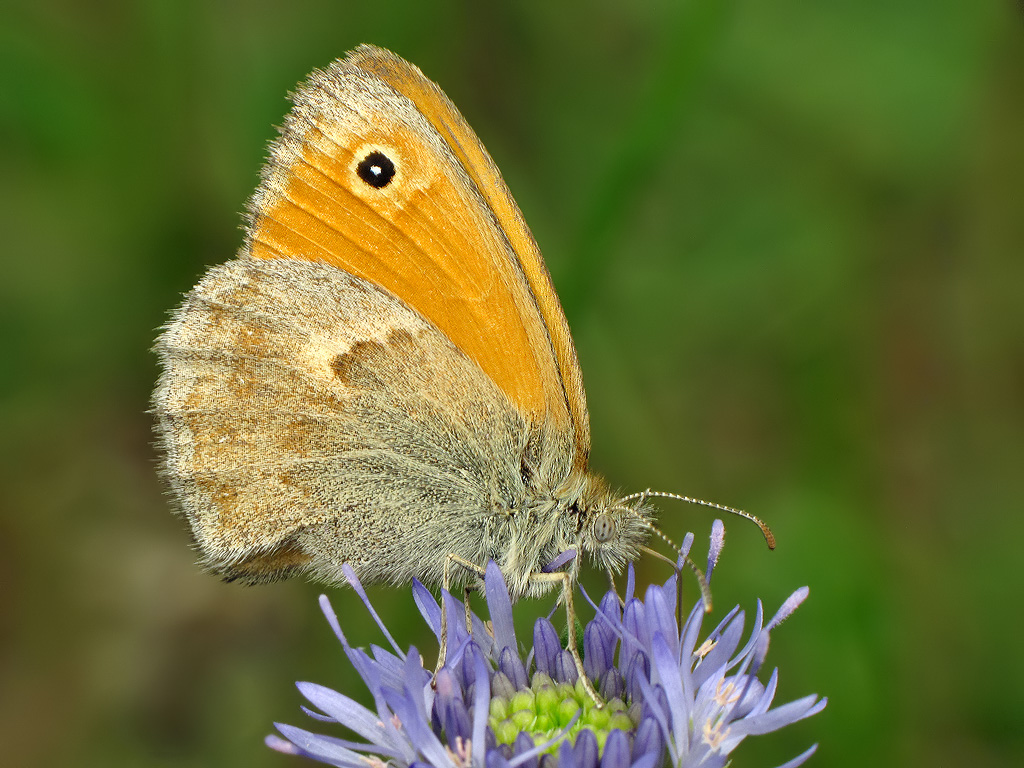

[593,512,615,543]
[356,151,396,188]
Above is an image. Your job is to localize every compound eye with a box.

[593,512,616,542]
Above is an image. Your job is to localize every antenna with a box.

[612,501,714,612]
[640,545,712,612]
[619,489,776,549]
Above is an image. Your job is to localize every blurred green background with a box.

[2,1,1022,766]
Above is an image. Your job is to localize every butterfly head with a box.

[572,475,656,579]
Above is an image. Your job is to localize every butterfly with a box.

[153,45,772,702]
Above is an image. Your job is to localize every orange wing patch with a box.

[246,52,577,442]
[349,45,591,464]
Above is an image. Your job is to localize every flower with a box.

[267,522,826,768]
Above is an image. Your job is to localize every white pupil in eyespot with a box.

[356,151,396,188]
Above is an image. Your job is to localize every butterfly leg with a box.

[526,570,603,707]
[438,558,603,706]
[437,553,486,676]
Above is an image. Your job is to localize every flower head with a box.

[268,522,825,768]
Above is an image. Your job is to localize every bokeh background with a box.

[2,1,1022,766]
